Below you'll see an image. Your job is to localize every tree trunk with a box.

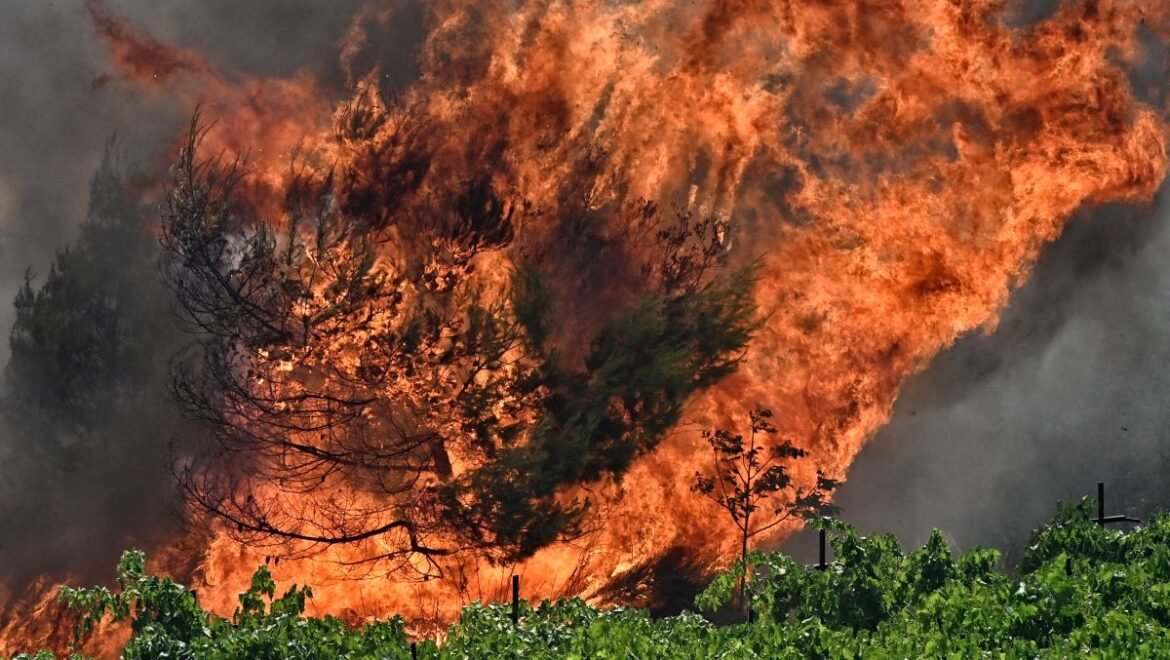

[739,522,749,615]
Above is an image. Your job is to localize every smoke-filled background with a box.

[2,0,1170,637]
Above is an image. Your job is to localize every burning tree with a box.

[162,111,759,573]
[693,406,838,609]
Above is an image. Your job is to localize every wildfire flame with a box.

[5,0,1170,653]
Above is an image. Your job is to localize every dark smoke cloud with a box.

[0,1,145,363]
[0,0,182,585]
[789,186,1170,568]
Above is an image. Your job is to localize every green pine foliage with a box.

[17,498,1170,658]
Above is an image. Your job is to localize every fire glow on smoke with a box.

[5,0,1170,652]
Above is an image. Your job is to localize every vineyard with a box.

[10,496,1170,658]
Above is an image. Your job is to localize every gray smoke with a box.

[0,0,182,587]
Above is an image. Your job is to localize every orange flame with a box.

[7,0,1169,650]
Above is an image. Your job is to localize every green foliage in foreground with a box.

[15,499,1170,658]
